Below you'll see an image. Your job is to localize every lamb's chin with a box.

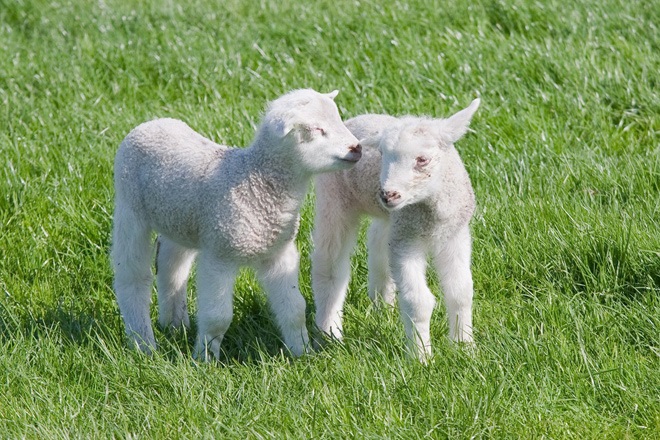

[331,158,359,171]
[379,199,407,211]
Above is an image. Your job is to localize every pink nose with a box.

[349,144,362,154]
[343,143,362,162]
[379,189,401,205]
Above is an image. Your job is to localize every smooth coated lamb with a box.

[312,98,480,361]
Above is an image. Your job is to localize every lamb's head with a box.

[378,98,480,210]
[260,89,361,174]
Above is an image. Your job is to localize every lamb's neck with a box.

[424,164,474,221]
[240,144,311,205]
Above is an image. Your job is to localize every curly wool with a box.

[111,89,360,359]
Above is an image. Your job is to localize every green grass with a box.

[1,0,659,437]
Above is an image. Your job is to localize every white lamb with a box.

[311,98,480,361]
[111,89,361,360]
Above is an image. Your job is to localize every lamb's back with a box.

[115,118,232,246]
[118,118,227,175]
[345,114,399,142]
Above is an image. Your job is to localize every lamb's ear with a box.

[325,90,339,100]
[440,98,481,144]
[274,118,294,139]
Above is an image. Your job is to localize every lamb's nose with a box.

[379,189,400,204]
[349,144,362,154]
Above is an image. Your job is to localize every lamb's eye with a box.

[315,127,327,136]
[416,156,430,167]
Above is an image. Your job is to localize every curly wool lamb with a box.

[111,89,361,359]
[311,98,480,361]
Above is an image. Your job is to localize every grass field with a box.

[1,0,659,437]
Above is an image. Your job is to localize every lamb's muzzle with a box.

[379,189,402,208]
[341,143,362,163]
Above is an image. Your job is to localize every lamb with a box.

[111,89,362,360]
[311,98,480,361]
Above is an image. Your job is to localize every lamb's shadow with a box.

[169,300,305,365]
[0,301,119,350]
[0,295,315,366]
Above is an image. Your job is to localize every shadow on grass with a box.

[0,295,320,366]
[0,299,118,348]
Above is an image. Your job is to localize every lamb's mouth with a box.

[338,153,361,163]
[379,197,405,210]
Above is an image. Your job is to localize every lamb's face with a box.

[295,92,362,173]
[269,89,361,174]
[378,122,448,210]
[378,98,481,211]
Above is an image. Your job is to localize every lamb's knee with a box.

[311,242,345,275]
[290,293,307,324]
[199,303,233,333]
[443,277,473,311]
[158,300,190,330]
[400,288,436,324]
[369,276,396,306]
[271,288,306,326]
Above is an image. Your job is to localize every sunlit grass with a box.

[1,0,658,438]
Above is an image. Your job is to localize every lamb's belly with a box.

[149,213,200,249]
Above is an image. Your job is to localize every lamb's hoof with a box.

[127,333,157,356]
[311,327,343,351]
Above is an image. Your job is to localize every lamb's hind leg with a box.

[257,241,310,356]
[156,236,197,330]
[311,195,360,340]
[111,206,156,353]
[433,225,474,343]
[367,218,396,306]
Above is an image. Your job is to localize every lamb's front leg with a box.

[433,225,474,343]
[367,218,396,306]
[311,201,360,340]
[390,239,436,362]
[194,251,238,361]
[257,241,310,356]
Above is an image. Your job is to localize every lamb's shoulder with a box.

[200,159,305,261]
[390,197,471,250]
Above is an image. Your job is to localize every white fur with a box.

[312,98,480,362]
[111,89,361,359]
